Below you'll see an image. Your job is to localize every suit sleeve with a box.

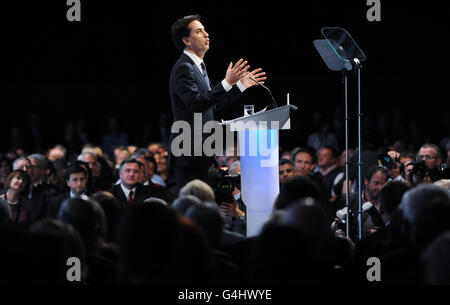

[174,62,241,113]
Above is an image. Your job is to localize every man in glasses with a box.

[417,143,442,170]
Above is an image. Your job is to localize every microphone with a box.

[362,202,385,229]
[249,76,278,109]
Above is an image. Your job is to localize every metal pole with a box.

[356,62,363,240]
[343,72,350,238]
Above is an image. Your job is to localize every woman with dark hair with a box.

[0,170,33,229]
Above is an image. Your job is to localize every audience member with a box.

[421,231,450,284]
[59,197,118,284]
[279,159,295,184]
[316,146,344,202]
[116,202,213,284]
[0,170,33,229]
[110,158,165,211]
[1,111,450,285]
[47,165,90,218]
[90,191,122,243]
[185,201,242,284]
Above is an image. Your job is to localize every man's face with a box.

[403,161,414,185]
[157,158,169,174]
[81,154,100,177]
[365,171,388,202]
[184,20,210,57]
[279,163,295,183]
[120,162,140,189]
[15,159,32,176]
[29,158,41,183]
[67,172,87,196]
[136,158,150,183]
[417,147,441,169]
[317,148,336,169]
[294,152,314,176]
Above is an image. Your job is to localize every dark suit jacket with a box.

[109,183,167,211]
[169,53,243,167]
[47,192,70,218]
[47,191,92,218]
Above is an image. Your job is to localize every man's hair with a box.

[131,148,151,159]
[179,179,215,202]
[279,159,293,166]
[185,201,224,247]
[419,143,442,159]
[145,156,157,172]
[119,158,143,170]
[365,165,389,181]
[274,176,321,210]
[291,147,316,166]
[228,160,240,174]
[64,165,88,182]
[78,151,96,161]
[319,146,338,159]
[28,153,48,170]
[379,181,410,216]
[12,156,30,170]
[171,195,201,216]
[171,14,201,52]
[399,184,450,249]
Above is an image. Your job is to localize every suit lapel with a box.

[182,54,211,92]
[134,184,149,204]
[114,185,128,206]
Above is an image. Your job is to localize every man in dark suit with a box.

[48,164,90,218]
[169,14,266,192]
[110,158,166,211]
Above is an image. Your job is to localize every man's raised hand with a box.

[225,59,249,86]
[240,68,267,89]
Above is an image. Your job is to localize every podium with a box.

[222,104,297,236]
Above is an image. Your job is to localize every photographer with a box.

[379,150,404,182]
[216,161,246,236]
[390,143,449,186]
[332,165,389,241]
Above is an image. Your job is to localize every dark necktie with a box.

[128,191,134,205]
[200,62,211,91]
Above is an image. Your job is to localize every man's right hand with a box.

[225,59,249,86]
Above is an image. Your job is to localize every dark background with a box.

[1,1,448,153]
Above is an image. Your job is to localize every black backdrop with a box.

[1,1,449,152]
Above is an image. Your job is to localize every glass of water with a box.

[244,105,254,116]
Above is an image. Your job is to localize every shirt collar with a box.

[120,183,136,199]
[320,164,338,176]
[70,192,89,200]
[183,49,203,72]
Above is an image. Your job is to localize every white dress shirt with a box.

[183,50,246,92]
[120,183,136,200]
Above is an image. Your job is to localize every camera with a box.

[335,207,357,238]
[215,172,241,205]
[377,152,399,170]
[410,160,427,177]
[408,160,450,182]
[428,164,450,182]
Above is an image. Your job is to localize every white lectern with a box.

[222,104,297,237]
